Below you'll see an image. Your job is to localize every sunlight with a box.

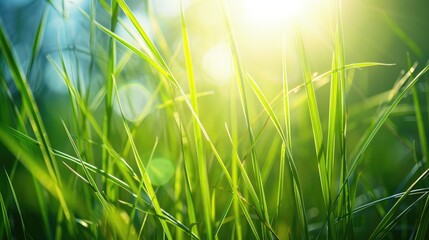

[203,43,234,85]
[245,0,321,25]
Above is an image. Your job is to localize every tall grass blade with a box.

[180,1,213,238]
[295,23,329,212]
[282,34,308,239]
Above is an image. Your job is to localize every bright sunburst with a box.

[244,0,325,25]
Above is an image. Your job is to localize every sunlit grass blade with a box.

[180,1,213,238]
[115,0,167,69]
[102,0,119,201]
[26,6,49,77]
[246,73,285,141]
[282,34,308,239]
[295,24,329,211]
[331,1,353,238]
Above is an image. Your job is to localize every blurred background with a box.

[1,0,429,238]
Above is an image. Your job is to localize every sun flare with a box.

[245,0,323,25]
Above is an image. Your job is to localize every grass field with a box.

[1,0,429,239]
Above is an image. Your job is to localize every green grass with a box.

[1,0,429,239]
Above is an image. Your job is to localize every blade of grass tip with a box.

[221,1,271,237]
[0,19,74,228]
[26,6,49,78]
[295,23,330,209]
[0,190,12,240]
[415,194,429,240]
[4,169,27,239]
[282,33,308,239]
[406,54,429,167]
[112,75,173,239]
[369,168,429,239]
[180,1,213,238]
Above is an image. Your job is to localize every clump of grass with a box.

[1,0,429,239]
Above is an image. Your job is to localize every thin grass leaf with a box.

[246,73,285,141]
[281,34,308,240]
[0,189,12,240]
[214,194,233,237]
[26,7,48,77]
[406,54,429,167]
[180,1,213,238]
[296,23,329,210]
[4,170,26,240]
